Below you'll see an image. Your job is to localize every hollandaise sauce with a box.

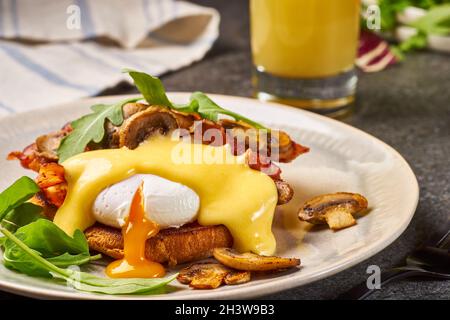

[105,185,165,278]
[54,135,278,255]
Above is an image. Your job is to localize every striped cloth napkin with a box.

[0,0,219,117]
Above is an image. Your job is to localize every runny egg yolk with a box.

[105,184,165,278]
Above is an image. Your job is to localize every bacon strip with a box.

[36,163,67,208]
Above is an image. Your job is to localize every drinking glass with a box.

[250,0,361,116]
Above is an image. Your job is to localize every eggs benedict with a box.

[8,70,309,281]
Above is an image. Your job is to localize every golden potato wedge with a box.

[177,263,230,289]
[298,192,368,230]
[213,248,300,271]
[224,270,251,285]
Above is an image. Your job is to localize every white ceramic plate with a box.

[0,94,419,299]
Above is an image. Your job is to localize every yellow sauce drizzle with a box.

[54,135,278,255]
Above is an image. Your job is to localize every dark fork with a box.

[338,228,450,300]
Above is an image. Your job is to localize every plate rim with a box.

[0,93,419,300]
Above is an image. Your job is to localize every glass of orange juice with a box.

[250,0,361,116]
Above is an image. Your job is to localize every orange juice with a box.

[251,0,361,78]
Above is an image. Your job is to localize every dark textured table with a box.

[1,0,449,300]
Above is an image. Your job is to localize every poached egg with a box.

[92,174,200,229]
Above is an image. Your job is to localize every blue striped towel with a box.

[0,0,219,116]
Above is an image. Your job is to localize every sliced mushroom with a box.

[177,262,251,289]
[224,270,251,285]
[177,263,231,289]
[122,102,149,119]
[213,248,300,271]
[105,102,149,148]
[298,192,368,230]
[275,180,294,205]
[35,130,70,160]
[118,107,178,149]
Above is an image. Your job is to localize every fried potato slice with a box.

[213,248,300,271]
[298,192,368,230]
[177,263,250,289]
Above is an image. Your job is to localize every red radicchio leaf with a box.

[357,30,398,72]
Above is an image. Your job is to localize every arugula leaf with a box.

[124,70,268,129]
[2,219,100,277]
[56,70,268,162]
[0,177,174,294]
[190,92,268,129]
[0,177,39,221]
[124,69,172,107]
[1,227,176,295]
[172,99,199,113]
[57,97,141,163]
[53,271,176,295]
[0,178,100,277]
[1,202,43,232]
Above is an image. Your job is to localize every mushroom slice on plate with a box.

[224,270,251,285]
[213,248,300,271]
[118,107,178,149]
[275,180,294,205]
[298,192,368,230]
[177,263,249,289]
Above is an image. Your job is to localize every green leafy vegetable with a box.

[0,202,43,232]
[0,177,100,277]
[398,32,428,51]
[2,218,101,277]
[56,70,267,163]
[124,69,173,107]
[378,0,448,31]
[0,176,40,221]
[189,92,267,129]
[124,69,267,129]
[0,177,175,295]
[57,97,141,163]
[52,270,176,295]
[0,227,176,295]
[411,4,450,35]
[373,1,450,54]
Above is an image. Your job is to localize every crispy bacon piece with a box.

[275,131,309,163]
[36,163,67,208]
[219,119,309,163]
[7,143,44,172]
[246,150,281,180]
[8,123,72,172]
[192,119,227,146]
